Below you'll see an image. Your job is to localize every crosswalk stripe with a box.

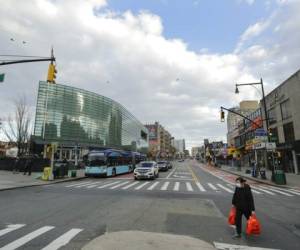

[122,182,140,190]
[0,224,25,237]
[186,182,193,192]
[270,187,300,196]
[135,182,150,190]
[41,228,83,250]
[161,182,170,191]
[65,181,92,187]
[0,226,55,250]
[208,183,217,190]
[249,188,261,194]
[110,181,130,189]
[74,182,96,188]
[195,182,206,192]
[252,187,276,195]
[86,181,103,189]
[259,186,293,197]
[147,181,160,190]
[217,184,234,193]
[173,182,180,191]
[97,181,120,189]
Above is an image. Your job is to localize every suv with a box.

[134,161,159,180]
[157,161,168,172]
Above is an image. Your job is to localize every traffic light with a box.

[47,62,57,83]
[220,109,225,122]
[268,128,273,136]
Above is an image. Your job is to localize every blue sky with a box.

[107,0,277,53]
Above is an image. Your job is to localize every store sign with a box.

[255,136,268,143]
[255,128,267,137]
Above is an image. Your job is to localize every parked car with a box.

[157,161,168,172]
[166,161,173,169]
[134,161,159,180]
[178,159,184,162]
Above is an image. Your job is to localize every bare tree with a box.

[3,95,32,156]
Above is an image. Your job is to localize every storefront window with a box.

[280,99,292,120]
[283,122,295,143]
[268,108,276,125]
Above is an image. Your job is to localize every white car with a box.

[134,161,159,180]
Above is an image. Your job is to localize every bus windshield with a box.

[88,154,107,166]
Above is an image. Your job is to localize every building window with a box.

[280,99,292,120]
[283,122,295,143]
[268,108,276,125]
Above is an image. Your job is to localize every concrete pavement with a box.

[0,160,299,249]
[0,169,86,191]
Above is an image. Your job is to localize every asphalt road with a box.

[0,160,299,250]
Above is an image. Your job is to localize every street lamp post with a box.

[235,78,274,179]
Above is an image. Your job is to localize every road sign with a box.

[266,142,276,150]
[255,128,267,136]
[253,142,265,149]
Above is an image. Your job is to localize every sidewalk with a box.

[0,169,86,191]
[82,231,215,250]
[220,165,300,189]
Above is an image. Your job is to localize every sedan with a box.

[157,161,169,172]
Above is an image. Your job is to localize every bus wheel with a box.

[112,168,116,177]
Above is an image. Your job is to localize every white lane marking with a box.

[74,182,96,188]
[217,184,234,193]
[259,186,293,197]
[147,181,160,190]
[249,188,261,194]
[270,187,300,196]
[214,241,280,250]
[196,182,206,192]
[186,182,193,192]
[160,181,170,191]
[166,168,176,179]
[0,226,55,250]
[208,183,217,190]
[173,182,180,191]
[110,181,130,189]
[65,181,92,187]
[252,187,275,195]
[97,181,120,189]
[122,182,140,190]
[41,228,83,250]
[85,181,103,189]
[0,224,25,237]
[135,182,150,190]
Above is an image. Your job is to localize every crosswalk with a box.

[0,224,82,250]
[58,179,300,198]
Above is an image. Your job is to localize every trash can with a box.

[71,170,77,177]
[274,170,286,185]
[259,170,266,180]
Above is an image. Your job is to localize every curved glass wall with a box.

[33,82,148,153]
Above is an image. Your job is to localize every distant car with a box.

[166,161,173,169]
[157,161,169,172]
[177,159,184,162]
[134,161,159,180]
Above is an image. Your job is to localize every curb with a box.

[0,176,87,192]
[219,167,298,189]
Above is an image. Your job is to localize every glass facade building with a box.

[33,82,148,154]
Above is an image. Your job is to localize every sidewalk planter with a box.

[71,170,77,177]
[274,170,287,185]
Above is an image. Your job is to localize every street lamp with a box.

[235,78,275,180]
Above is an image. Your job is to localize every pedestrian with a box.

[23,156,33,176]
[13,157,20,174]
[231,177,255,238]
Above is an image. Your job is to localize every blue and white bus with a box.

[85,149,146,177]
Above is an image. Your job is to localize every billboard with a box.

[146,125,158,140]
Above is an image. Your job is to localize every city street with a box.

[0,160,299,250]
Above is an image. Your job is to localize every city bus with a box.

[85,149,146,177]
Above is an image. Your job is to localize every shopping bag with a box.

[228,207,236,225]
[246,214,261,235]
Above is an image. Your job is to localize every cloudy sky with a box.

[0,0,299,149]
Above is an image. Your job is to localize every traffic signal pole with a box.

[0,57,55,66]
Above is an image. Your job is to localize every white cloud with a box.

[0,0,299,149]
